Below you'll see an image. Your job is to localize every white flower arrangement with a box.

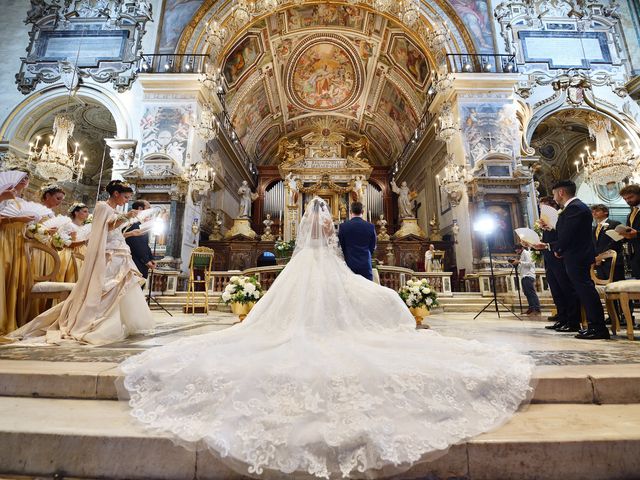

[25,222,50,245]
[221,275,263,305]
[398,278,439,309]
[50,231,72,249]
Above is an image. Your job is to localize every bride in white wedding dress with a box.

[120,197,534,479]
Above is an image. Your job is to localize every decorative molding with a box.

[16,0,152,94]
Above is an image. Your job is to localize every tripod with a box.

[510,262,524,315]
[146,237,173,317]
[473,240,523,320]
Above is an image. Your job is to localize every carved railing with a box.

[138,54,209,74]
[446,54,517,74]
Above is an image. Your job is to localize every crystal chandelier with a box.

[425,25,450,51]
[436,102,459,144]
[28,114,86,182]
[577,115,638,185]
[194,105,220,141]
[200,64,224,93]
[187,159,215,202]
[579,138,638,185]
[436,155,470,206]
[205,20,227,53]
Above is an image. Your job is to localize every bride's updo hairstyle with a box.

[105,180,134,196]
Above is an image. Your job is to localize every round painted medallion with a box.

[288,38,361,112]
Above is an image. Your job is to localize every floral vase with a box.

[230,302,255,321]
[275,256,291,265]
[409,306,430,328]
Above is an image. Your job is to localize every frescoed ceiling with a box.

[217,4,434,166]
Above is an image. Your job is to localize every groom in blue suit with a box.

[338,202,377,281]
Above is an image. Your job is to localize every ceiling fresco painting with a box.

[223,35,264,86]
[449,0,493,53]
[231,82,271,146]
[388,35,430,87]
[159,0,205,52]
[377,81,419,145]
[288,39,362,112]
[212,4,435,165]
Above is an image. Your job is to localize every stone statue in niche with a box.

[238,181,259,218]
[261,214,275,242]
[390,180,414,219]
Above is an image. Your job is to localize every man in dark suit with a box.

[591,204,625,281]
[124,200,155,279]
[619,184,640,278]
[338,201,377,281]
[537,197,581,332]
[535,180,609,339]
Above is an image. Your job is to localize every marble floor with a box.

[0,310,638,366]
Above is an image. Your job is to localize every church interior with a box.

[1,0,640,478]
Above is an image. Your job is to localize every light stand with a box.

[147,217,173,317]
[510,261,524,315]
[473,215,523,320]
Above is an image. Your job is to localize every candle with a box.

[279,210,282,222]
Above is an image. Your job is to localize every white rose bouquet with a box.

[221,275,263,305]
[25,222,50,245]
[50,231,72,249]
[398,278,439,310]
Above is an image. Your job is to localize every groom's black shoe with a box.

[575,329,611,340]
[545,321,564,330]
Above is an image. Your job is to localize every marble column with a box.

[166,198,185,259]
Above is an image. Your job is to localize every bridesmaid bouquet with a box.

[221,275,263,304]
[25,222,50,245]
[50,231,72,249]
[398,278,439,310]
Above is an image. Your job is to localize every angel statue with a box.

[285,172,299,206]
[277,137,303,164]
[238,180,259,218]
[346,136,369,161]
[390,180,414,219]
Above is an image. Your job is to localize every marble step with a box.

[0,397,638,480]
[1,361,639,404]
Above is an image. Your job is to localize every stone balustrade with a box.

[207,265,453,296]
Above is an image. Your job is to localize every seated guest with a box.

[511,245,540,315]
[124,200,155,279]
[591,204,625,282]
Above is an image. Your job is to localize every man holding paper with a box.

[537,197,581,332]
[533,180,608,340]
[619,185,640,279]
[124,200,156,279]
[591,204,625,282]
